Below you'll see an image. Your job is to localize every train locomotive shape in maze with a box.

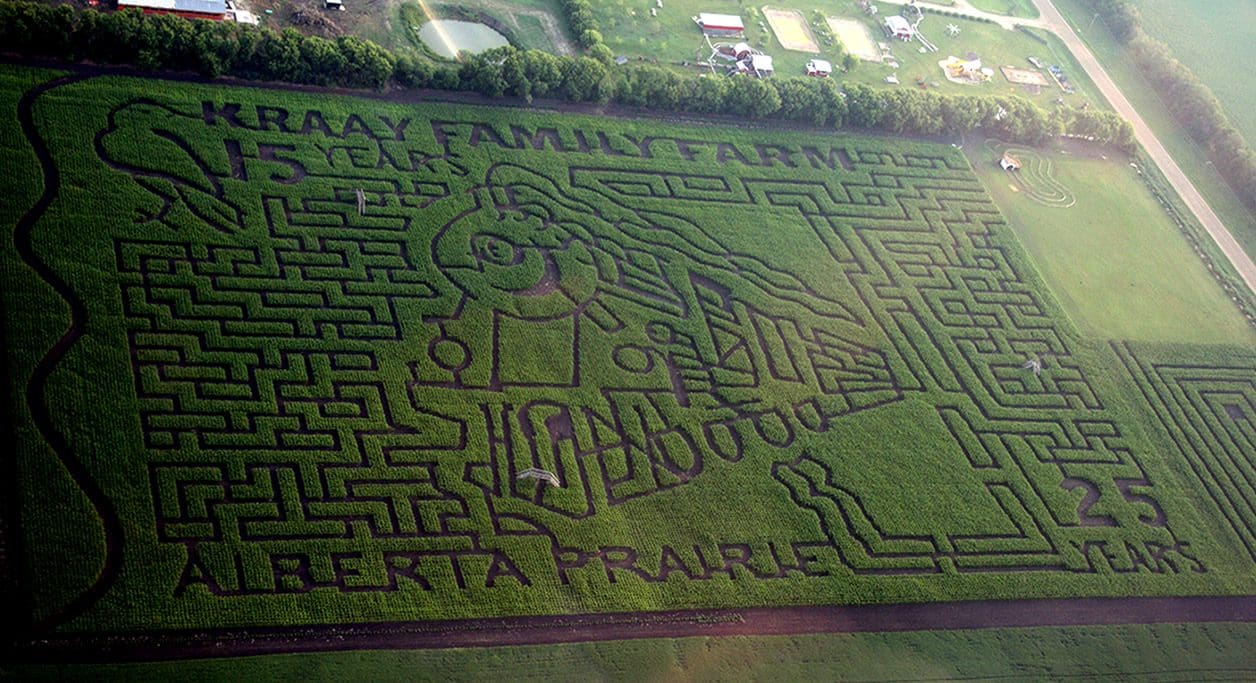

[96,97,1205,595]
[418,162,904,519]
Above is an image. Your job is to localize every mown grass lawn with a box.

[1049,0,1256,262]
[972,144,1254,344]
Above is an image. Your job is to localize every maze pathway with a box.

[3,75,1252,644]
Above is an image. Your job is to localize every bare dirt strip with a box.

[1000,66,1050,87]
[763,7,820,53]
[10,596,1256,663]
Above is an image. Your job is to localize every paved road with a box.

[879,0,1256,296]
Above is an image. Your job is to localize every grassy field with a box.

[596,0,1098,102]
[512,14,556,51]
[244,0,572,56]
[2,65,1254,644]
[1135,0,1256,146]
[9,622,1256,681]
[968,0,1039,19]
[970,141,1254,344]
[1049,0,1256,261]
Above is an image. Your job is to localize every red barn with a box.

[117,0,228,20]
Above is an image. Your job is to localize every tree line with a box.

[1085,0,1256,212]
[0,1,396,87]
[0,0,1132,150]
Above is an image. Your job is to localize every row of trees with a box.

[0,0,394,87]
[435,48,1133,149]
[1084,0,1256,211]
[559,0,601,50]
[556,0,613,64]
[0,0,1133,150]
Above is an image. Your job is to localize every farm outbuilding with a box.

[117,0,227,20]
[884,15,914,40]
[806,59,832,76]
[733,54,774,77]
[695,13,745,36]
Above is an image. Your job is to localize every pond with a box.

[418,20,510,59]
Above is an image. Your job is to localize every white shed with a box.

[749,54,774,76]
[885,15,914,40]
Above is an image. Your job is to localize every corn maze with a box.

[2,70,1253,651]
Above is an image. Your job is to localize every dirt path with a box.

[13,596,1256,662]
[1028,0,1256,296]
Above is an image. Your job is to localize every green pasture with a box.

[596,0,1097,103]
[1135,0,1256,146]
[2,65,1254,642]
[10,622,1256,681]
[512,14,556,51]
[967,0,1039,19]
[971,142,1254,344]
[1050,0,1256,261]
[387,0,570,56]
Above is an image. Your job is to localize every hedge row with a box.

[0,0,395,87]
[0,0,1132,149]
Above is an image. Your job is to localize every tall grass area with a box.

[1050,0,1256,261]
[972,147,1253,344]
[513,14,555,51]
[10,622,1255,681]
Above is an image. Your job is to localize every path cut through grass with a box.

[972,142,1254,344]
